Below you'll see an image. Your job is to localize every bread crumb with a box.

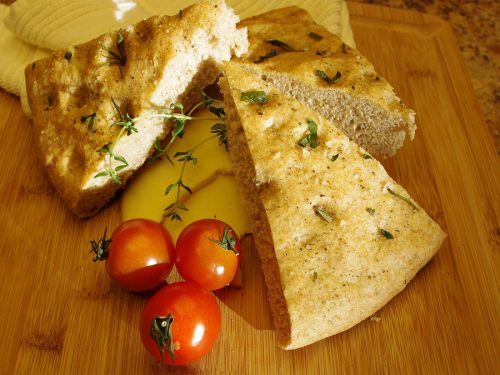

[370,315,381,322]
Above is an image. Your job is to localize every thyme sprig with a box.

[100,29,126,76]
[94,98,135,184]
[164,130,223,221]
[95,143,129,184]
[89,228,111,261]
[111,98,137,135]
[149,91,225,163]
[94,93,227,189]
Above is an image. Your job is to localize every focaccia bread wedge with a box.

[238,7,415,157]
[219,61,445,349]
[25,0,247,217]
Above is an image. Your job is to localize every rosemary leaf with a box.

[308,32,323,41]
[387,187,418,210]
[241,90,268,104]
[366,207,376,215]
[380,228,394,239]
[331,154,339,162]
[265,39,299,51]
[254,49,277,63]
[314,206,335,223]
[315,69,341,84]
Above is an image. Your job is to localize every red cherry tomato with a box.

[140,281,221,365]
[99,218,175,292]
[175,219,241,291]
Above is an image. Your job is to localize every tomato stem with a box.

[150,314,175,365]
[209,226,238,255]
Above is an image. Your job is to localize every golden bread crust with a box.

[238,6,416,157]
[220,61,445,349]
[25,0,247,217]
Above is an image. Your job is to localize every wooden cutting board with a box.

[0,2,498,374]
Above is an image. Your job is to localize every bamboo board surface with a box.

[0,2,498,374]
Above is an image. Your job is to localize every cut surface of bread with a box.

[25,0,248,217]
[219,61,445,349]
[238,7,415,157]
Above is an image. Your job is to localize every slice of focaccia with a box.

[25,0,247,217]
[219,61,445,350]
[238,7,415,157]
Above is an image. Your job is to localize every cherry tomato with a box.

[92,218,175,292]
[140,281,221,365]
[175,219,241,291]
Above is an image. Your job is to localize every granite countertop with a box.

[2,0,498,153]
[350,0,499,154]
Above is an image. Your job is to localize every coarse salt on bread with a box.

[219,61,445,349]
[25,0,248,217]
[238,7,415,157]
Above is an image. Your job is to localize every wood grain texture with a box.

[0,3,498,374]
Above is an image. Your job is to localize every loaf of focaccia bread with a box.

[25,0,247,217]
[238,7,416,157]
[220,61,445,349]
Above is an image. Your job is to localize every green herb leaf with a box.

[380,228,394,239]
[164,183,177,196]
[211,123,228,151]
[315,69,341,84]
[113,153,128,165]
[110,98,137,135]
[180,181,192,194]
[116,29,124,46]
[331,154,339,162]
[44,95,52,111]
[241,90,268,104]
[362,153,372,159]
[255,49,277,63]
[314,206,334,223]
[265,39,299,52]
[298,119,319,149]
[387,187,418,210]
[308,32,323,41]
[366,207,376,215]
[94,141,127,185]
[148,138,166,164]
[100,29,126,77]
[80,112,96,132]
